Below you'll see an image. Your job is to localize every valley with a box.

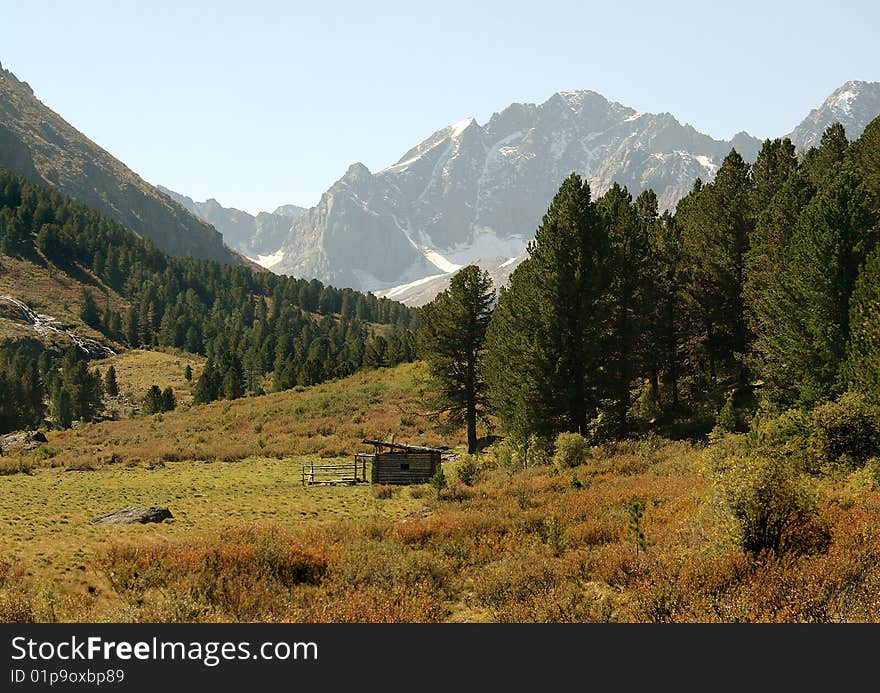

[0,55,879,626]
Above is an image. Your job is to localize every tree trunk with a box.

[467,398,477,454]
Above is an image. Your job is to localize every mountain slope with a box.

[157,186,305,267]
[788,80,880,149]
[0,63,241,265]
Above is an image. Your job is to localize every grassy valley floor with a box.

[2,362,880,622]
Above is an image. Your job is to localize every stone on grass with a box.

[90,506,173,525]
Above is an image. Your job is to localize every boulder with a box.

[91,506,173,525]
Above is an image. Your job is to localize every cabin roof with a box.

[361,438,448,454]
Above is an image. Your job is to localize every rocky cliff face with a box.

[0,64,242,265]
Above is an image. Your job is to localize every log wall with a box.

[371,452,439,485]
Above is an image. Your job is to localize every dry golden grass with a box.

[0,455,426,621]
[7,424,880,622]
[4,360,880,623]
[96,348,205,415]
[10,361,450,471]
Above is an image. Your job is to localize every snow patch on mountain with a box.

[832,89,858,116]
[441,227,529,265]
[381,272,451,300]
[450,117,476,138]
[695,155,718,177]
[252,248,287,270]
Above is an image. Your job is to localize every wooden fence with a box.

[301,457,369,486]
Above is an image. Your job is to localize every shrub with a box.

[746,409,811,454]
[454,455,482,486]
[408,485,427,499]
[429,467,447,499]
[0,458,33,476]
[716,395,738,434]
[0,590,36,622]
[811,392,880,467]
[552,432,590,469]
[630,382,661,423]
[372,485,396,499]
[99,526,328,621]
[586,405,617,444]
[719,456,828,556]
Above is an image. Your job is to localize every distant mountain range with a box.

[156,187,306,266]
[0,62,245,266]
[164,80,880,305]
[2,60,877,306]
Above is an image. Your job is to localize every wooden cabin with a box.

[357,439,445,485]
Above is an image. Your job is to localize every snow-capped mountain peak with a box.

[171,80,880,306]
[788,80,880,149]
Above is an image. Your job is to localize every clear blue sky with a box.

[3,0,878,214]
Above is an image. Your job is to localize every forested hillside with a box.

[0,168,418,434]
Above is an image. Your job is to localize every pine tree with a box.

[143,385,163,414]
[756,162,877,405]
[751,138,798,214]
[104,365,118,396]
[80,289,101,329]
[222,368,243,400]
[849,115,880,213]
[802,123,849,186]
[417,264,494,453]
[597,184,652,434]
[485,173,609,440]
[184,364,192,381]
[51,385,73,429]
[744,170,815,342]
[124,305,140,348]
[846,246,880,398]
[57,352,103,422]
[677,150,754,388]
[193,360,218,404]
[363,335,389,369]
[646,211,687,408]
[161,386,176,412]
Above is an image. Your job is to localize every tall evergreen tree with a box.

[755,162,877,405]
[417,264,494,453]
[485,173,609,439]
[751,138,798,214]
[849,115,880,213]
[802,123,849,186]
[677,150,755,388]
[161,386,176,412]
[143,385,163,414]
[744,170,815,341]
[103,365,118,396]
[193,359,219,404]
[80,289,101,329]
[363,335,389,370]
[597,184,652,434]
[51,386,73,429]
[846,245,880,398]
[646,210,687,408]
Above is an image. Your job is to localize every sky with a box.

[3,0,878,214]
